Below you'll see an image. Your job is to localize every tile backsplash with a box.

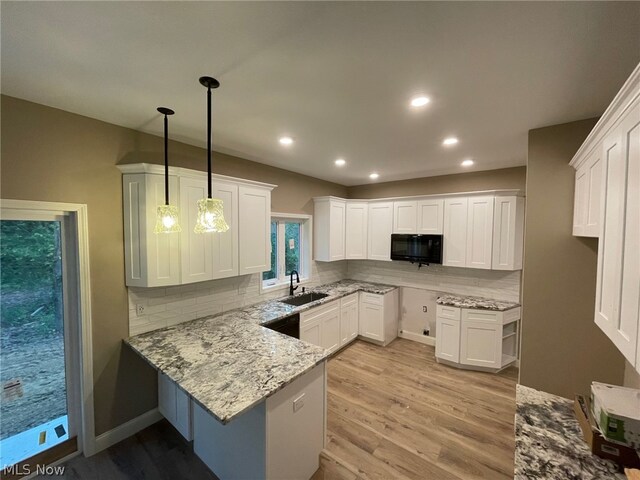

[346,260,521,303]
[128,261,348,335]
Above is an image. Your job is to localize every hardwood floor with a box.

[37,420,218,480]
[321,339,518,480]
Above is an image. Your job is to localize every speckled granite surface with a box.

[126,280,397,424]
[515,384,624,479]
[436,294,520,311]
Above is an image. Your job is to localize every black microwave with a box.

[390,234,443,264]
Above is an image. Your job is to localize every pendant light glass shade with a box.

[154,107,182,234]
[194,198,229,233]
[194,76,229,234]
[154,204,182,233]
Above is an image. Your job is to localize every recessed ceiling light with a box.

[279,136,293,145]
[369,173,379,180]
[335,158,346,167]
[410,96,431,107]
[461,159,474,167]
[443,137,459,146]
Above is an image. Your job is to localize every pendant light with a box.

[194,76,230,234]
[154,107,182,234]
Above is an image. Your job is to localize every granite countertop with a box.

[515,384,625,479]
[125,279,397,425]
[436,293,520,311]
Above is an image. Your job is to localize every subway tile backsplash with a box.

[128,260,521,336]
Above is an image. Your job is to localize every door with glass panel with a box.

[0,211,79,471]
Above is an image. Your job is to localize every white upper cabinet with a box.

[119,164,275,287]
[179,176,213,284]
[393,199,443,234]
[345,202,368,260]
[123,173,181,287]
[367,202,393,261]
[212,180,239,279]
[393,201,417,233]
[238,185,272,275]
[417,199,444,234]
[572,147,603,237]
[465,196,494,270]
[443,198,468,267]
[313,197,346,262]
[571,63,640,372]
[492,196,524,271]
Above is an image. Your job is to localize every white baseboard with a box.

[93,408,162,454]
[398,330,436,346]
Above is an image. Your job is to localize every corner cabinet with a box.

[119,163,275,287]
[570,62,640,373]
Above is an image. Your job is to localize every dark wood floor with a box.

[38,420,217,480]
[320,339,518,480]
[41,339,517,480]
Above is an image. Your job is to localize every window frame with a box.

[260,212,312,294]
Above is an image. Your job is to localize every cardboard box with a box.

[574,395,640,469]
[591,382,640,448]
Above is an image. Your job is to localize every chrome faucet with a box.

[289,270,300,296]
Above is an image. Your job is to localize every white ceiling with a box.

[2,2,639,186]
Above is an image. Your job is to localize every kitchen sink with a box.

[279,292,329,307]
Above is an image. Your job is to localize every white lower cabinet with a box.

[300,300,341,354]
[158,372,192,441]
[340,294,359,345]
[358,290,399,346]
[193,362,326,480]
[435,305,520,372]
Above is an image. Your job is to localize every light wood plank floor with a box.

[321,339,518,480]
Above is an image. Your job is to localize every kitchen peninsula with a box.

[125,279,398,479]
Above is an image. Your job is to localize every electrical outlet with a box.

[136,304,145,316]
[422,306,428,313]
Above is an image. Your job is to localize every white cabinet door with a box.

[212,180,239,279]
[340,294,359,346]
[345,202,368,259]
[179,176,213,284]
[443,198,468,267]
[573,149,603,238]
[367,202,393,261]
[459,320,501,368]
[300,319,321,346]
[492,196,524,271]
[466,196,494,270]
[123,173,181,287]
[595,101,640,365]
[417,199,444,234]
[321,307,341,354]
[573,166,588,237]
[359,302,384,341]
[158,372,192,441]
[435,316,460,363]
[313,198,346,262]
[393,201,417,233]
[329,200,346,261]
[239,185,271,274]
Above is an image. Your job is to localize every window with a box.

[262,214,312,291]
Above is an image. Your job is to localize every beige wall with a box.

[346,167,526,198]
[519,118,626,398]
[624,361,640,389]
[0,95,347,435]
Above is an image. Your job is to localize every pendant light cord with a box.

[207,86,212,199]
[164,113,169,205]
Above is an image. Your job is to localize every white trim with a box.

[570,62,640,168]
[399,330,436,346]
[93,408,162,454]
[313,189,524,204]
[0,199,96,457]
[116,163,277,189]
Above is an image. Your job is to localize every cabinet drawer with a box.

[340,293,358,308]
[360,292,383,306]
[300,300,339,325]
[436,305,461,320]
[462,309,499,323]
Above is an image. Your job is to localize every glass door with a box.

[0,215,77,470]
